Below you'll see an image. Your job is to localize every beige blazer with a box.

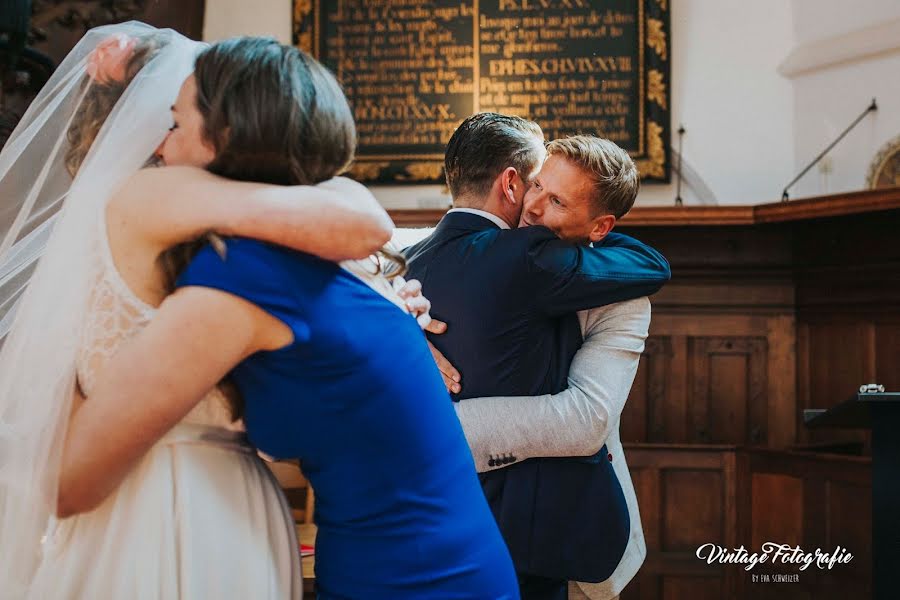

[454,298,650,600]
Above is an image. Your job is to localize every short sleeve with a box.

[176,238,311,345]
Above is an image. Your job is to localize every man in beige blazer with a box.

[450,298,649,600]
[400,135,652,600]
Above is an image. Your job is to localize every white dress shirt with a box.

[446,207,511,229]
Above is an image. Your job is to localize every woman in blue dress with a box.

[177,239,518,599]
[57,37,518,598]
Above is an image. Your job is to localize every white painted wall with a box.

[202,0,292,43]
[785,1,900,199]
[791,0,900,45]
[198,1,900,206]
[638,0,795,206]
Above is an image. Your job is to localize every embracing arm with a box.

[529,230,669,316]
[110,166,393,262]
[453,297,650,472]
[56,286,288,517]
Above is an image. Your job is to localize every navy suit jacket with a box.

[404,211,670,582]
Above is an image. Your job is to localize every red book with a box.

[300,544,315,557]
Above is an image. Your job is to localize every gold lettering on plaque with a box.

[478,5,638,145]
[326,1,473,158]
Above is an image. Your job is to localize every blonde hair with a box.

[546,135,640,219]
[65,34,166,177]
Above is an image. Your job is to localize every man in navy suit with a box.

[403,113,670,600]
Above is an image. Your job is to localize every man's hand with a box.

[425,319,461,394]
[392,281,462,393]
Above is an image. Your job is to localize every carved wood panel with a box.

[737,449,872,599]
[624,328,777,446]
[688,336,768,445]
[622,445,739,600]
[623,336,673,444]
[795,317,900,448]
[874,320,900,392]
[622,446,870,600]
[750,472,803,549]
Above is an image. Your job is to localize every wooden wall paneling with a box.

[623,447,871,599]
[618,225,793,273]
[743,450,872,599]
[390,188,900,229]
[791,210,900,284]
[623,464,661,600]
[767,315,797,447]
[647,315,776,339]
[631,314,794,448]
[623,361,648,443]
[651,278,795,314]
[622,334,688,444]
[795,321,812,446]
[732,450,755,600]
[800,319,873,448]
[622,446,739,600]
[750,473,804,549]
[792,208,900,450]
[662,468,724,550]
[801,469,828,553]
[623,336,672,443]
[688,336,768,445]
[667,336,689,443]
[874,318,900,392]
[825,479,871,575]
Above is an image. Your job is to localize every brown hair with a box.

[65,34,166,176]
[546,135,640,219]
[444,112,545,204]
[160,37,404,305]
[193,37,356,186]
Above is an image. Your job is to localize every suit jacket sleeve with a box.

[527,230,670,316]
[454,297,651,472]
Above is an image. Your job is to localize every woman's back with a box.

[178,238,519,599]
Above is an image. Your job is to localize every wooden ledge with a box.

[388,187,900,228]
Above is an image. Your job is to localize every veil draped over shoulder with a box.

[0,22,202,594]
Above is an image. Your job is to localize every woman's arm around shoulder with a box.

[109,166,393,261]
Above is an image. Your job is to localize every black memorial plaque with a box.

[294,0,670,184]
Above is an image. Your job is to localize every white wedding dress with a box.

[26,215,302,599]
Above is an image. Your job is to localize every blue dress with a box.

[177,239,518,600]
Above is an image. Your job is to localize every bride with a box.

[0,22,413,598]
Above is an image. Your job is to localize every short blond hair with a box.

[546,135,639,219]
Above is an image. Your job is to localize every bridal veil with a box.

[0,22,201,594]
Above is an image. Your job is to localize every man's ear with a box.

[588,214,617,243]
[499,167,519,205]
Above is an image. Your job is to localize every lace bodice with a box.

[75,221,234,427]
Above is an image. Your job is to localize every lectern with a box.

[805,389,900,600]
